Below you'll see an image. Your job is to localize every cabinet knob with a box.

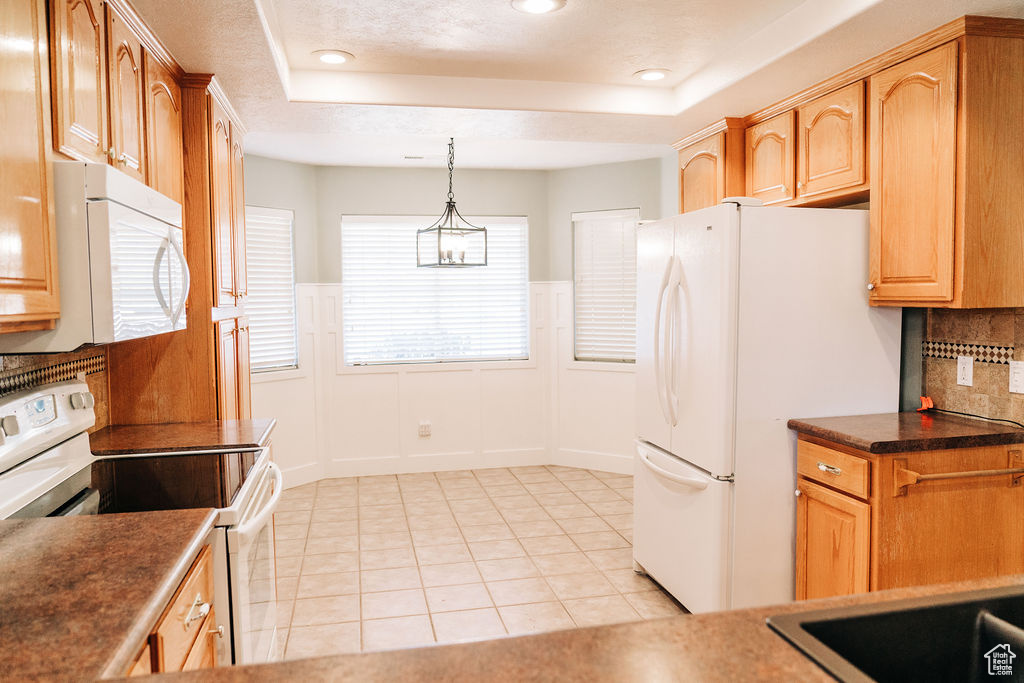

[107,147,116,160]
[867,283,876,291]
[209,624,225,639]
[117,153,127,164]
[795,489,802,497]
[797,181,804,190]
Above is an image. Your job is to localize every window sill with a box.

[564,359,636,373]
[251,367,307,384]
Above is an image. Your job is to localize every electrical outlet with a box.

[418,421,432,438]
[957,356,974,387]
[1011,361,1024,394]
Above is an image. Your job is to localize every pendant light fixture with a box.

[416,138,488,267]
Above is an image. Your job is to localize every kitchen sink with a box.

[768,584,1024,682]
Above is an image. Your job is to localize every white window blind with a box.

[573,208,639,362]
[245,206,298,372]
[341,215,528,365]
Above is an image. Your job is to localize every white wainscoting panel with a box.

[252,282,636,485]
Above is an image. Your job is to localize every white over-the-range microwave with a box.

[0,161,190,353]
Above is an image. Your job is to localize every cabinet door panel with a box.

[210,98,235,308]
[797,81,866,199]
[106,4,145,180]
[236,318,251,419]
[231,130,247,301]
[745,111,795,204]
[0,0,60,328]
[678,133,724,213]
[144,52,183,202]
[217,319,239,420]
[796,479,870,600]
[51,0,108,162]
[868,42,957,303]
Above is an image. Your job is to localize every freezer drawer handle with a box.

[816,462,842,476]
[639,450,709,490]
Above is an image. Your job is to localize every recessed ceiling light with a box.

[314,50,354,65]
[511,0,566,14]
[633,68,670,82]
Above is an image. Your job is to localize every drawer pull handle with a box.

[184,594,210,629]
[817,462,842,476]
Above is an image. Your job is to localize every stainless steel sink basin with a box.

[768,585,1024,682]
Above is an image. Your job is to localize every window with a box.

[573,208,639,362]
[341,215,528,365]
[245,206,298,371]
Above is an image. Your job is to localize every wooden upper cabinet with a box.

[50,0,108,163]
[106,3,145,181]
[230,129,247,301]
[745,111,795,205]
[0,0,61,332]
[868,42,957,304]
[144,51,183,202]
[796,81,866,202]
[796,478,870,601]
[210,97,235,308]
[679,134,724,213]
[675,118,744,213]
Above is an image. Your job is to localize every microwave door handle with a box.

[169,236,190,325]
[234,462,283,542]
[152,237,171,317]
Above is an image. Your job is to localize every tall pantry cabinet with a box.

[106,76,252,423]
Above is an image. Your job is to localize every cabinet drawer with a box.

[154,545,214,672]
[797,440,870,498]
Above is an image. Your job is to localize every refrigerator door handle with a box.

[639,449,709,490]
[653,258,675,424]
[665,258,683,427]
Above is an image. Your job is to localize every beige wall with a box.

[313,166,550,282]
[546,158,665,282]
[244,155,673,283]
[243,155,320,282]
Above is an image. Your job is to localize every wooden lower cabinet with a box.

[125,544,219,676]
[795,437,1024,601]
[796,479,870,600]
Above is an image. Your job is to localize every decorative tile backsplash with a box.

[922,341,1013,365]
[0,349,109,432]
[923,308,1024,423]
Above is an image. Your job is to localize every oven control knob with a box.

[69,392,95,410]
[1,415,20,437]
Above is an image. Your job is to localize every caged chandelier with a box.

[416,138,488,267]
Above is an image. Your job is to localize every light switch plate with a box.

[1011,361,1024,394]
[957,356,974,387]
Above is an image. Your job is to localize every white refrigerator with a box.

[633,200,902,614]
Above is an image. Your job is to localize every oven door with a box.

[226,461,282,664]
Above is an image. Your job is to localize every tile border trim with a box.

[922,341,1013,365]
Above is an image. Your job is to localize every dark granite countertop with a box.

[0,508,216,681]
[140,575,1024,683]
[90,419,276,456]
[787,411,1024,454]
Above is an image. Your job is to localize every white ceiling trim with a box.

[255,0,883,118]
[289,70,677,116]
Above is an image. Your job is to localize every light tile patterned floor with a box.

[272,465,684,659]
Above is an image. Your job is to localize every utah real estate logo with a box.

[985,644,1016,676]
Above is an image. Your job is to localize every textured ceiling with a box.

[273,0,804,87]
[130,0,1024,169]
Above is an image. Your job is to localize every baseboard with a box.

[553,447,633,475]
[324,447,549,478]
[280,461,323,490]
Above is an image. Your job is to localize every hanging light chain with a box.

[447,137,455,202]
